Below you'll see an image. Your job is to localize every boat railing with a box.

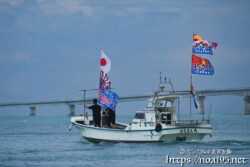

[162,119,211,125]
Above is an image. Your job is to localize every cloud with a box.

[0,52,37,64]
[34,0,180,19]
[38,0,101,19]
[0,0,24,7]
[0,0,181,21]
[4,86,22,94]
[11,52,32,63]
[36,0,45,3]
[0,0,99,19]
[192,4,250,18]
[125,7,180,14]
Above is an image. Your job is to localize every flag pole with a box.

[190,32,194,121]
[83,89,86,121]
[190,80,191,120]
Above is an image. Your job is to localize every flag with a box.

[98,86,118,110]
[192,54,214,75]
[190,79,198,109]
[193,34,202,42]
[98,49,118,109]
[193,34,218,55]
[100,50,111,74]
[100,71,111,90]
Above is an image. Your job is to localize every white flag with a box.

[100,50,111,74]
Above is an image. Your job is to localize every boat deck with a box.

[75,120,127,130]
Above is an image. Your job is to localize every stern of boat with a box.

[159,120,212,142]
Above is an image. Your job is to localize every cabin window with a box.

[156,100,166,107]
[162,114,171,124]
[134,113,145,119]
[146,101,153,108]
[166,101,172,107]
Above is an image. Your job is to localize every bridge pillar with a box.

[197,96,206,114]
[29,107,36,116]
[68,105,75,116]
[243,96,250,115]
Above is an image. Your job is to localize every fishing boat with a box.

[70,74,212,143]
[70,43,216,143]
[70,103,211,142]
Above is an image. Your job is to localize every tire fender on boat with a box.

[155,124,162,132]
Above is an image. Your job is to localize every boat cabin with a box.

[130,95,180,127]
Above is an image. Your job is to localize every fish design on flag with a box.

[98,86,118,110]
[192,54,214,75]
[193,34,217,55]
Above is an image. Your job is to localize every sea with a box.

[0,114,249,167]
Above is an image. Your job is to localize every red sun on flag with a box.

[100,58,107,66]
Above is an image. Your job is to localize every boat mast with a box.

[159,71,175,93]
[84,89,86,119]
[190,33,194,121]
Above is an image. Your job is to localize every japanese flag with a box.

[100,50,111,74]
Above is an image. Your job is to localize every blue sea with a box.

[0,114,249,167]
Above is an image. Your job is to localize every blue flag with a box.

[190,80,198,109]
[193,34,218,55]
[98,86,118,110]
[192,54,214,75]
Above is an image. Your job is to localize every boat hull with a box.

[71,117,212,143]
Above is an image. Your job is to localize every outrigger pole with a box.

[79,89,99,121]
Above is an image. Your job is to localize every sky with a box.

[0,0,250,115]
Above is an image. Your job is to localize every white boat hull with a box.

[71,116,212,143]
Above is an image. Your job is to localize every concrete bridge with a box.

[0,87,249,115]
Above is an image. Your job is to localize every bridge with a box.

[0,87,249,115]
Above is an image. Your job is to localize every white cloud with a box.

[0,52,37,64]
[4,86,22,94]
[0,0,99,18]
[36,0,180,19]
[109,9,127,17]
[0,2,12,14]
[11,52,32,63]
[61,2,97,18]
[38,0,101,19]
[36,0,45,3]
[0,0,181,20]
[0,0,24,7]
[192,4,250,18]
[125,7,180,14]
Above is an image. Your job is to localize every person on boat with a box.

[101,109,109,128]
[84,98,101,127]
[107,108,116,128]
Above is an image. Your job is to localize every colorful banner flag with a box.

[98,86,118,110]
[192,54,214,75]
[193,34,218,55]
[98,49,118,109]
[190,79,198,109]
[100,71,111,90]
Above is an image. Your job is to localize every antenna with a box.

[159,71,162,83]
[209,103,212,120]
[158,72,175,93]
